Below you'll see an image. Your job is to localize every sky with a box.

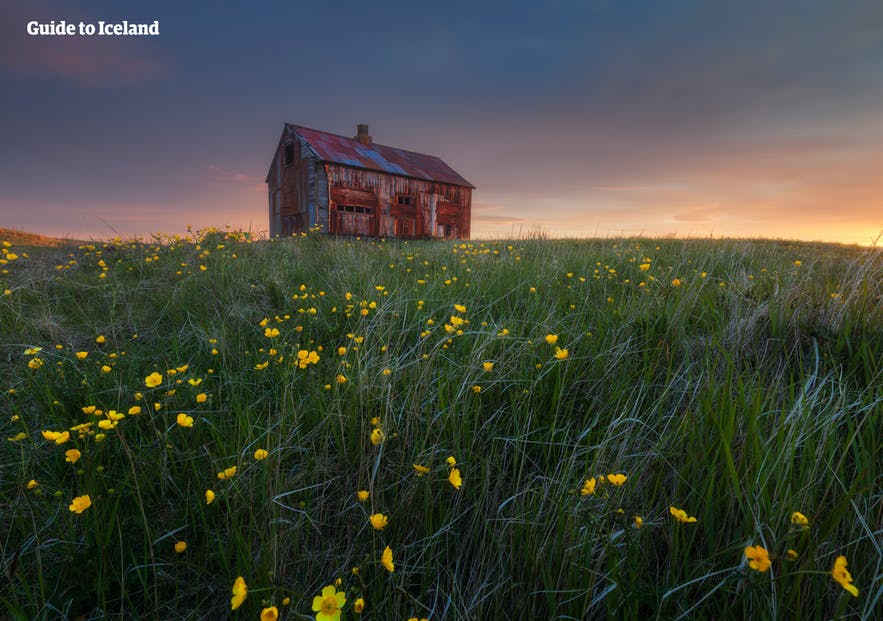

[1,0,882,245]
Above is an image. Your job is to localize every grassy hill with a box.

[1,230,880,620]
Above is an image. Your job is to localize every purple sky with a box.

[1,0,882,244]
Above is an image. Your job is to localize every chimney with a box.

[355,124,372,145]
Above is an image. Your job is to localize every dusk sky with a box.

[2,0,882,245]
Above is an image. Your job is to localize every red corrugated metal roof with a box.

[286,123,474,188]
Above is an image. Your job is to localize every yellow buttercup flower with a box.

[369,513,389,530]
[544,334,558,345]
[264,327,280,338]
[413,463,430,476]
[634,515,643,528]
[69,494,92,514]
[370,428,385,446]
[669,506,697,523]
[357,489,369,502]
[554,347,569,360]
[454,303,467,313]
[607,473,627,486]
[671,278,682,286]
[744,545,771,572]
[174,541,187,553]
[790,511,809,527]
[217,466,237,480]
[446,456,457,467]
[260,606,278,621]
[205,489,216,505]
[482,361,494,372]
[75,351,88,360]
[27,479,38,489]
[253,448,268,460]
[831,555,859,597]
[353,597,365,613]
[195,393,207,403]
[448,468,462,489]
[312,584,346,621]
[42,430,70,445]
[176,413,194,428]
[65,449,82,463]
[145,372,163,388]
[336,374,348,384]
[381,545,395,572]
[581,477,597,496]
[231,576,247,610]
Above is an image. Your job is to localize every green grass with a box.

[1,231,880,620]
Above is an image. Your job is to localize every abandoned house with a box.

[266,123,474,239]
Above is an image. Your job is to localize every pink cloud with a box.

[207,165,266,193]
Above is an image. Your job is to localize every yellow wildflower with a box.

[195,393,207,403]
[790,511,809,527]
[176,413,194,428]
[544,334,558,345]
[253,448,268,460]
[446,456,457,467]
[145,372,163,387]
[231,576,247,610]
[482,361,494,373]
[369,513,389,530]
[69,494,92,514]
[581,478,597,495]
[607,473,627,486]
[264,327,280,338]
[454,304,467,313]
[217,466,237,480]
[634,515,643,528]
[413,463,430,476]
[312,584,346,621]
[671,278,682,286]
[260,606,278,621]
[174,541,187,553]
[95,335,105,344]
[744,545,771,572]
[65,449,82,463]
[336,374,347,384]
[831,556,859,597]
[353,597,365,613]
[357,490,369,502]
[381,545,395,572]
[27,479,38,489]
[75,351,89,360]
[370,428,384,445]
[669,506,697,523]
[42,430,70,445]
[448,468,462,489]
[28,358,43,369]
[554,347,569,360]
[205,489,216,505]
[128,405,141,415]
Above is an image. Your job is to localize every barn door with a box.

[330,187,378,236]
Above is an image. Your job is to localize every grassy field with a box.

[1,230,880,620]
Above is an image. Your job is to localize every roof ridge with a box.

[286,123,446,161]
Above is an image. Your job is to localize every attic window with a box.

[284,142,294,166]
[396,195,413,206]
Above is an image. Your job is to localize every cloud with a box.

[207,165,265,193]
[0,1,169,85]
[471,202,527,226]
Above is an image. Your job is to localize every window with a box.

[284,142,294,166]
[339,205,374,214]
[396,195,413,206]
